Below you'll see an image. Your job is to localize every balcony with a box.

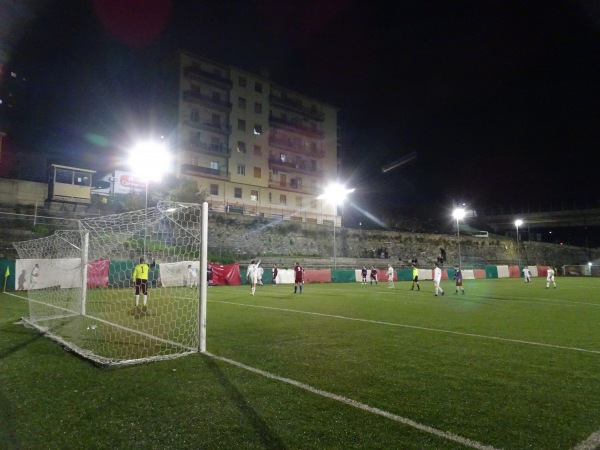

[269,115,325,139]
[267,178,319,194]
[268,157,322,176]
[181,164,230,181]
[184,120,231,136]
[268,135,325,158]
[183,66,232,89]
[183,91,232,111]
[186,141,231,158]
[270,93,325,121]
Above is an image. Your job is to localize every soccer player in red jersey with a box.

[293,262,304,294]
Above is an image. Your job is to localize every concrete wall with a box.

[0,178,47,206]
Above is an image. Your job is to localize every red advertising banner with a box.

[88,259,109,288]
[211,262,242,286]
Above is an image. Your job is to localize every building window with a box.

[239,76,246,87]
[253,124,263,135]
[238,119,246,132]
[234,187,242,198]
[268,192,272,203]
[254,167,261,178]
[210,161,219,170]
[254,102,262,114]
[211,114,220,126]
[237,164,246,176]
[255,82,262,93]
[253,145,262,156]
[190,108,199,123]
[279,194,286,205]
[238,97,246,109]
[237,141,246,153]
[250,190,258,201]
[280,153,286,163]
[210,184,219,195]
[296,196,302,207]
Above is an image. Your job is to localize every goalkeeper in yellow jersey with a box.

[132,257,156,311]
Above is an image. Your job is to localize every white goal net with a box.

[13,201,208,366]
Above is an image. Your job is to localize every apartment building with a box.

[175,51,340,225]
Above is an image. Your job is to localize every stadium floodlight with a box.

[452,208,466,269]
[515,219,523,267]
[317,183,355,269]
[128,140,172,258]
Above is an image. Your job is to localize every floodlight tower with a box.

[452,208,466,269]
[515,219,523,267]
[128,140,171,258]
[318,183,355,269]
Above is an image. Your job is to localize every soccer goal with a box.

[13,201,208,367]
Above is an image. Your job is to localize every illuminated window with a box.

[237,164,246,175]
[253,124,263,135]
[251,190,258,201]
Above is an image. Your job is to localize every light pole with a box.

[318,183,355,269]
[452,208,466,269]
[128,140,171,258]
[515,219,523,267]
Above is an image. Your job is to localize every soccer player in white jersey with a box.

[433,262,445,296]
[387,264,395,288]
[187,264,198,287]
[546,267,556,288]
[247,259,261,295]
[523,266,532,284]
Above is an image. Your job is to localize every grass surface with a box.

[1,277,599,449]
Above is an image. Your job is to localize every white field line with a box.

[205,351,501,450]
[7,292,196,352]
[321,286,600,308]
[211,300,600,355]
[572,428,600,450]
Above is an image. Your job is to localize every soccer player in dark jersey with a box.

[361,266,368,284]
[272,264,278,285]
[453,266,465,294]
[293,262,304,294]
[370,266,378,286]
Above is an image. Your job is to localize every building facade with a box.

[175,51,340,225]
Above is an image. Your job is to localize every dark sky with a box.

[4,0,600,219]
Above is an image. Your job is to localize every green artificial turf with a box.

[1,277,599,449]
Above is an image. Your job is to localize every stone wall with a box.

[206,212,598,268]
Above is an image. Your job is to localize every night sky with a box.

[4,0,600,222]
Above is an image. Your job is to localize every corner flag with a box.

[4,266,8,278]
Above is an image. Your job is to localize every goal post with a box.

[13,201,208,367]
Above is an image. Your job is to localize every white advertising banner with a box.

[158,261,199,287]
[15,258,82,291]
[497,265,510,278]
[462,269,475,280]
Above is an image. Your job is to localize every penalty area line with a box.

[204,351,500,450]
